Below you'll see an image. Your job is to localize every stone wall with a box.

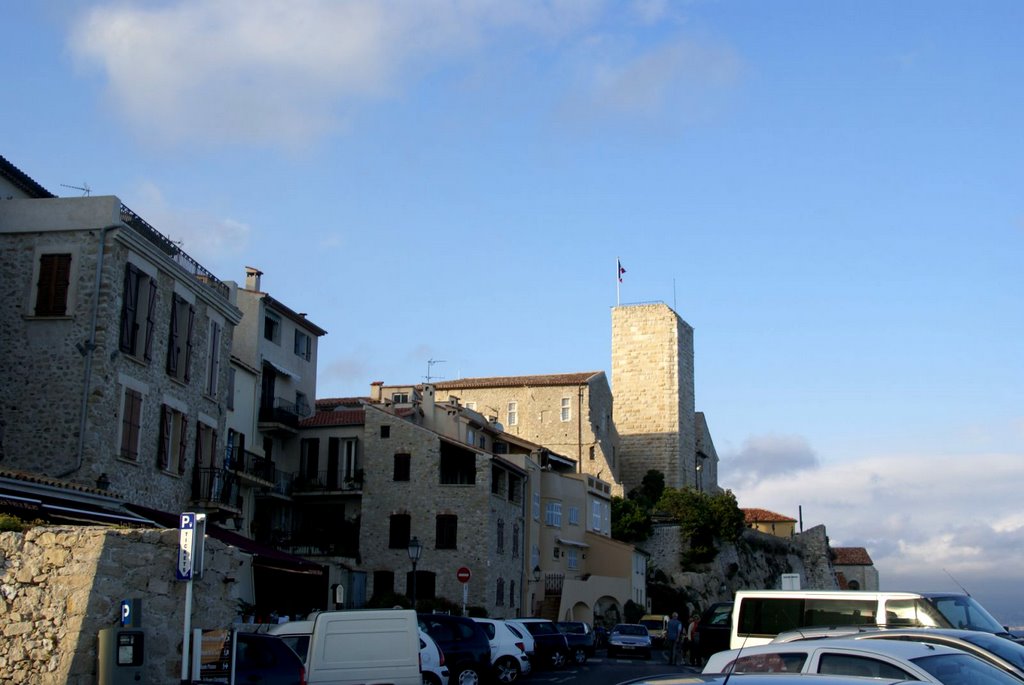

[0,525,248,684]
[644,523,839,614]
[611,303,696,492]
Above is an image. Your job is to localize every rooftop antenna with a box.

[60,182,91,196]
[425,359,446,383]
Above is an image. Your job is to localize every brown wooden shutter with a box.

[35,253,72,316]
[166,295,180,375]
[178,415,189,474]
[119,265,139,352]
[143,278,158,361]
[183,305,196,383]
[157,404,170,470]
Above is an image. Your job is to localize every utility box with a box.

[98,627,146,684]
[781,573,802,590]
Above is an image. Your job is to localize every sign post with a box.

[177,512,206,684]
[457,567,471,616]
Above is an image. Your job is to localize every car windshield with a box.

[525,621,557,635]
[558,623,585,634]
[615,625,648,636]
[640,620,662,630]
[913,653,1024,685]
[961,632,1024,670]
[926,596,1009,635]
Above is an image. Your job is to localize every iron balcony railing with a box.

[258,397,302,427]
[292,469,363,493]
[226,447,276,483]
[191,467,240,510]
[119,203,230,301]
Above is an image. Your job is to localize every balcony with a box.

[191,467,241,513]
[258,397,302,436]
[255,469,295,500]
[275,519,361,558]
[292,469,363,496]
[227,448,276,487]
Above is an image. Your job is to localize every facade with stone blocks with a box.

[611,303,701,492]
[0,195,241,514]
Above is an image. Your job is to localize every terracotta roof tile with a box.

[435,372,603,389]
[299,409,365,428]
[315,397,368,410]
[832,546,874,565]
[743,507,797,523]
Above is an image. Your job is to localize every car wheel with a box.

[456,665,483,685]
[572,647,588,666]
[549,649,568,669]
[494,656,521,684]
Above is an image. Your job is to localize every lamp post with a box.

[407,536,423,609]
[531,565,542,616]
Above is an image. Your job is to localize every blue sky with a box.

[4,1,1023,621]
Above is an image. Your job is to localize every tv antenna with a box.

[425,359,446,383]
[60,182,91,196]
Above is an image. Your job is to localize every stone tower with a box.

[611,303,696,491]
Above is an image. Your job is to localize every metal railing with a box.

[292,470,363,493]
[191,467,240,509]
[227,448,277,483]
[119,203,230,301]
[258,397,302,427]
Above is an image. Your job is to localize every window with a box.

[567,548,578,570]
[34,253,72,316]
[467,427,476,447]
[157,404,188,475]
[497,519,505,554]
[591,500,603,531]
[195,422,217,468]
[440,450,475,485]
[491,466,507,495]
[589,446,595,461]
[380,425,391,439]
[166,294,195,382]
[512,523,520,558]
[205,320,222,395]
[393,453,411,481]
[507,401,518,426]
[496,578,505,606]
[568,506,580,525]
[119,263,158,361]
[545,502,562,527]
[436,515,457,549]
[388,514,411,549]
[293,329,311,361]
[552,545,560,561]
[300,438,320,482]
[119,388,143,461]
[263,311,281,343]
[392,392,409,403]
[342,439,358,481]
[561,397,571,422]
[373,571,395,598]
[509,580,515,609]
[532,492,540,520]
[818,654,911,680]
[295,391,309,417]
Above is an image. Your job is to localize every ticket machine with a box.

[97,599,145,684]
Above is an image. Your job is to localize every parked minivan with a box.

[730,590,1010,650]
[287,609,421,685]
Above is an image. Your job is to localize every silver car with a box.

[607,623,652,659]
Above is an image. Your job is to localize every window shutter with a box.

[143,278,158,361]
[119,265,139,352]
[183,305,195,383]
[178,415,189,474]
[35,253,72,316]
[157,404,170,470]
[166,295,180,375]
[207,322,221,394]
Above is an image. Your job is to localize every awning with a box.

[557,537,590,548]
[0,482,158,527]
[263,359,299,381]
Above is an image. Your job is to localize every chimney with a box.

[244,266,263,291]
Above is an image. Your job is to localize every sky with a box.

[3,1,1023,623]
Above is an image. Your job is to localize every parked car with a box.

[502,620,535,656]
[703,637,1023,685]
[418,613,492,685]
[607,623,653,659]
[472,618,531,683]
[419,630,450,685]
[640,614,670,647]
[618,673,912,685]
[234,632,306,685]
[774,626,1024,680]
[510,618,570,669]
[555,621,596,665]
[696,602,734,664]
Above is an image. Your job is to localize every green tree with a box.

[611,496,653,542]
[656,487,745,565]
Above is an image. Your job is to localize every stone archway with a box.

[565,600,592,622]
[593,595,621,629]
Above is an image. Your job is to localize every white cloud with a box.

[722,444,1024,623]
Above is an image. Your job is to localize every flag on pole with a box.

[617,259,626,283]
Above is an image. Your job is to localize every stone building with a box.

[0,174,241,514]
[611,302,701,492]
[378,373,622,494]
[743,508,799,538]
[832,546,880,591]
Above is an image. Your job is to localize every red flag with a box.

[618,259,626,283]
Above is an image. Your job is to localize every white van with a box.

[730,591,950,649]
[282,609,421,685]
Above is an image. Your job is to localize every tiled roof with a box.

[832,546,874,565]
[0,154,55,198]
[315,397,368,410]
[435,372,603,389]
[743,507,797,523]
[0,467,110,496]
[298,409,365,428]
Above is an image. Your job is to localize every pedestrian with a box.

[686,613,700,666]
[665,612,682,664]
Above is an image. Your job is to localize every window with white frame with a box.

[119,387,144,461]
[507,401,518,426]
[560,397,571,422]
[545,501,562,527]
[205,319,221,396]
[166,294,195,382]
[294,329,311,361]
[119,263,158,361]
[591,499,603,531]
[567,548,579,570]
[157,404,188,475]
[568,506,580,525]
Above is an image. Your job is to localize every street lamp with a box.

[407,536,423,609]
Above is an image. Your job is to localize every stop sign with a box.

[456,566,471,584]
